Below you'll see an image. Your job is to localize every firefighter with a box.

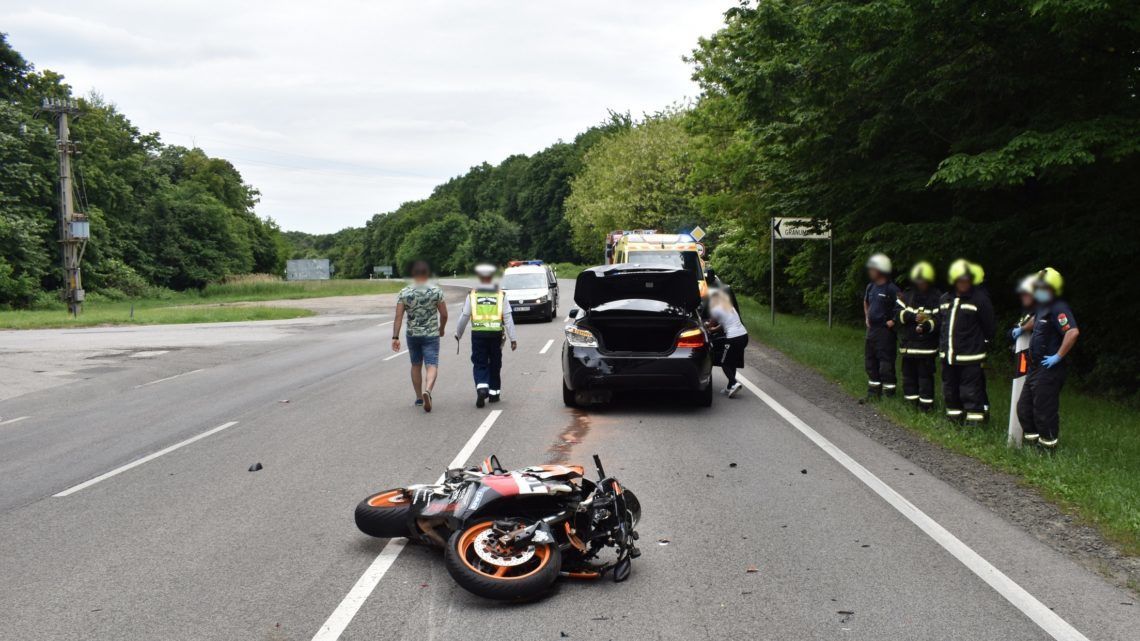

[454,263,517,407]
[863,253,900,398]
[1007,276,1038,444]
[936,259,995,426]
[895,261,941,411]
[1017,268,1079,448]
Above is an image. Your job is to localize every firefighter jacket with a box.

[936,287,995,365]
[896,287,942,356]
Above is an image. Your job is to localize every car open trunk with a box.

[585,301,692,354]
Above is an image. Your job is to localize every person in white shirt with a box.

[707,288,749,397]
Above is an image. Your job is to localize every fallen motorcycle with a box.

[355,454,640,601]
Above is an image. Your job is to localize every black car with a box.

[562,265,713,407]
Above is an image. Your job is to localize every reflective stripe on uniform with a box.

[903,395,919,401]
[946,409,963,416]
[1023,433,1039,441]
[965,412,985,421]
[919,398,934,404]
[960,303,978,311]
[868,381,882,386]
[956,353,987,362]
[883,384,897,390]
[1039,438,1058,447]
[903,348,937,355]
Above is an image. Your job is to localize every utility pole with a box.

[43,98,88,316]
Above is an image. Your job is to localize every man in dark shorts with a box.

[392,261,447,412]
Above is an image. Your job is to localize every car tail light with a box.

[675,328,705,348]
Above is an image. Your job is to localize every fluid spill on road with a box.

[547,408,593,464]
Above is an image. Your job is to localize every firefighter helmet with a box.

[1036,267,1063,295]
[866,253,892,275]
[1017,275,1036,295]
[909,261,935,283]
[948,259,984,285]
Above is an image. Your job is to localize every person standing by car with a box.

[896,261,941,411]
[392,260,447,412]
[707,288,749,397]
[864,253,900,399]
[454,263,517,407]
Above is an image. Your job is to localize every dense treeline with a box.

[285,114,632,278]
[0,35,285,306]
[564,1,1140,398]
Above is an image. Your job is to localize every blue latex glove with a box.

[1010,327,1022,339]
[1041,353,1062,368]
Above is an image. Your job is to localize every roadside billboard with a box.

[286,259,331,281]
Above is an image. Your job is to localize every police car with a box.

[501,260,559,322]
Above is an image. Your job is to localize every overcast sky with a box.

[2,1,727,233]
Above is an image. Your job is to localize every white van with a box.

[501,261,559,322]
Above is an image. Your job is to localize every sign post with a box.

[770,217,833,327]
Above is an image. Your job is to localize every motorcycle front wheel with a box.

[444,520,562,601]
[354,489,413,538]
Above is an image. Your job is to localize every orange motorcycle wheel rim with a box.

[457,521,551,580]
[366,490,408,508]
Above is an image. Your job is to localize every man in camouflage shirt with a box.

[392,261,447,412]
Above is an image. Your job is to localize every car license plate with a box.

[514,306,531,312]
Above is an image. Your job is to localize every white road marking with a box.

[383,350,408,361]
[134,369,204,389]
[375,320,393,327]
[539,339,554,354]
[0,416,30,426]
[130,350,169,358]
[311,410,503,641]
[53,421,239,497]
[736,373,1089,641]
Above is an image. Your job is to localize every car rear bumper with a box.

[562,344,712,391]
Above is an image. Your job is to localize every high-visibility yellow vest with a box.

[470,289,504,332]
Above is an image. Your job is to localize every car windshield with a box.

[501,273,548,290]
[627,251,701,278]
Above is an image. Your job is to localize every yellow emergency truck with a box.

[607,231,709,299]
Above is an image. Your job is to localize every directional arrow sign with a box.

[772,217,830,240]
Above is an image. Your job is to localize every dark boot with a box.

[476,388,488,408]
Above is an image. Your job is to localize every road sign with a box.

[770,218,835,329]
[373,265,394,277]
[689,226,706,242]
[286,259,331,281]
[772,217,830,240]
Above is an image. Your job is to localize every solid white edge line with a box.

[735,373,1089,641]
[375,320,393,327]
[383,350,408,361]
[538,338,554,355]
[0,416,30,426]
[53,421,239,497]
[311,409,502,641]
[134,369,205,389]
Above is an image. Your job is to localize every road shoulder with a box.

[744,340,1140,594]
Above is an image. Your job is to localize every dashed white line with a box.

[383,350,408,361]
[736,373,1089,641]
[0,416,30,426]
[538,339,554,354]
[310,410,502,641]
[135,369,204,388]
[130,350,169,358]
[53,421,239,497]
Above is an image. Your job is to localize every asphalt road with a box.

[0,281,1135,641]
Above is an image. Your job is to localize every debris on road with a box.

[248,462,263,472]
[801,469,808,474]
[729,462,738,468]
[657,539,670,546]
[746,565,759,573]
[278,399,290,404]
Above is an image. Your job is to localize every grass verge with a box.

[0,304,313,329]
[738,296,1140,555]
[0,279,403,329]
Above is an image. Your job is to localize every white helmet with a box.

[866,253,892,275]
[474,263,497,278]
[1017,275,1036,295]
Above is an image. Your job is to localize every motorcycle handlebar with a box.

[593,454,606,480]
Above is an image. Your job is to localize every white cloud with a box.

[1,0,728,233]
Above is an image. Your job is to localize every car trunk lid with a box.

[573,265,699,312]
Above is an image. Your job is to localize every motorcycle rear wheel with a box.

[445,520,561,601]
[355,489,413,538]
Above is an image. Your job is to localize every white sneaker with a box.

[726,382,743,398]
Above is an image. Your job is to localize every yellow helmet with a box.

[1036,267,1063,295]
[948,259,985,285]
[909,261,935,283]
